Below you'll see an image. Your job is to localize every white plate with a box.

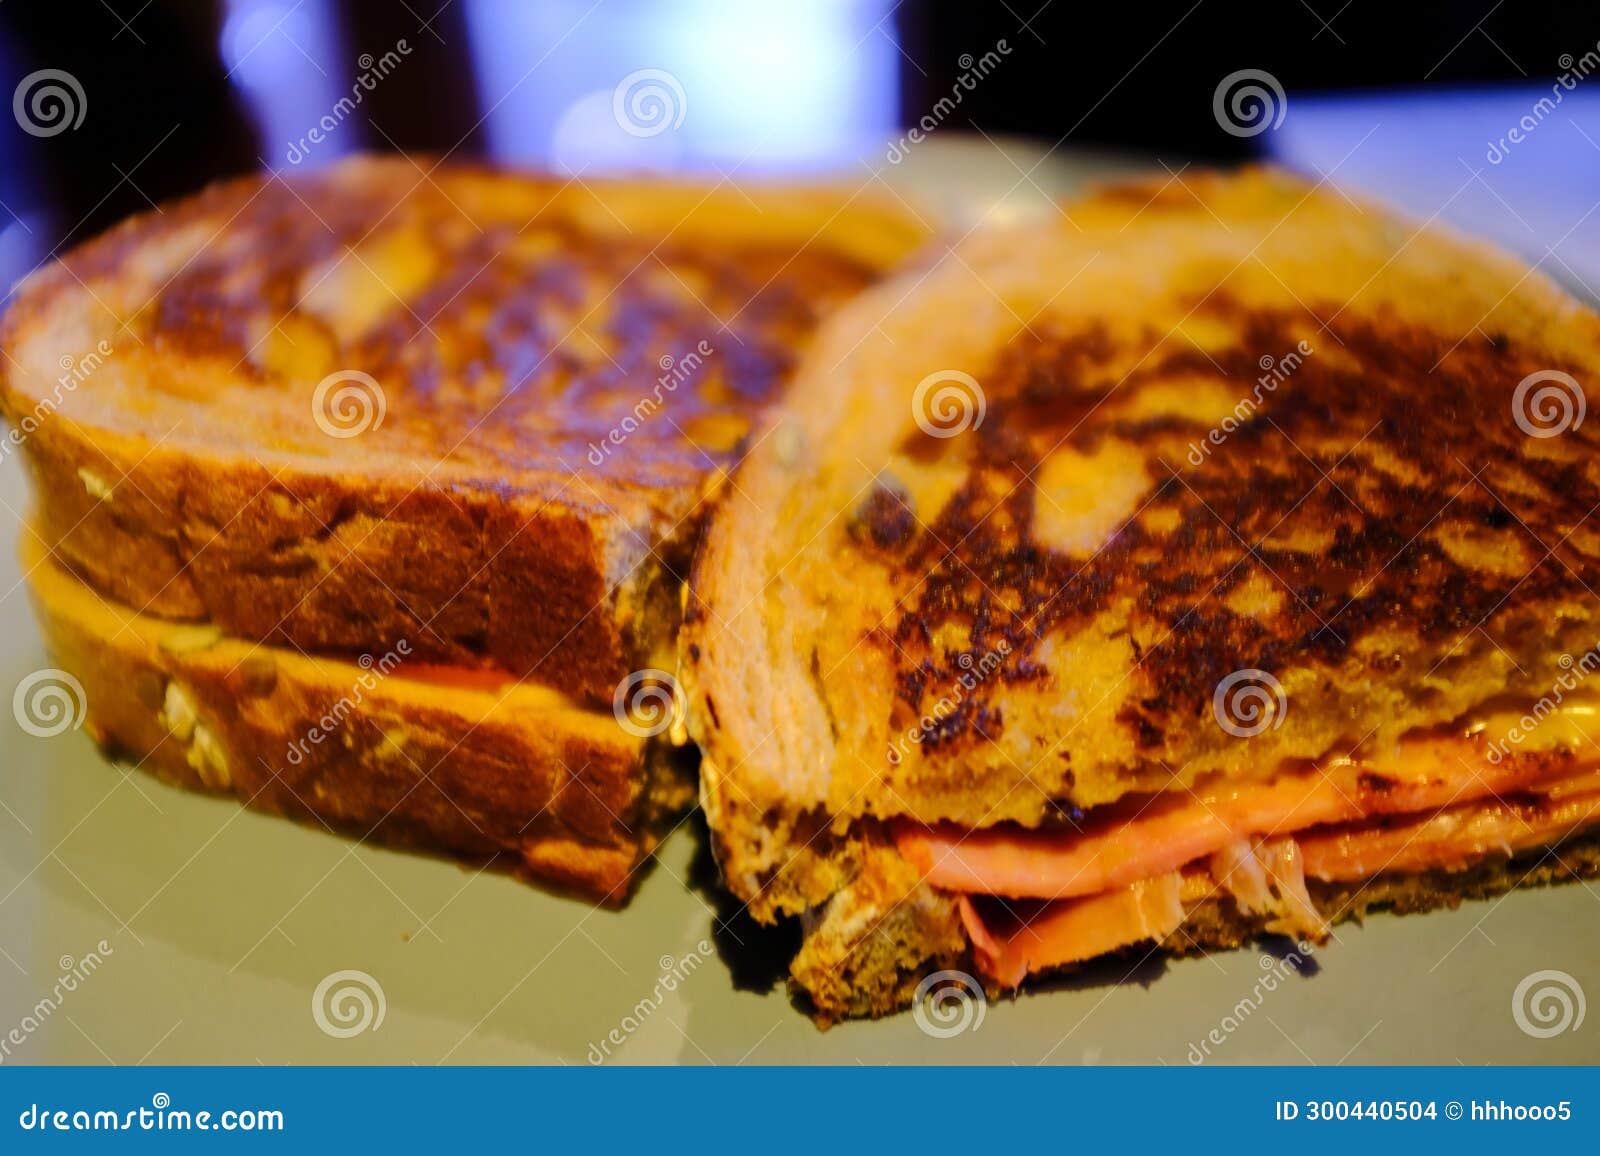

[2,146,1597,1065]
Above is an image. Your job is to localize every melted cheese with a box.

[1464,691,1600,755]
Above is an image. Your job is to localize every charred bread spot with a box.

[860,297,1599,764]
[848,477,916,551]
[1358,771,1399,795]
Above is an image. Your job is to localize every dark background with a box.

[0,1,1594,268]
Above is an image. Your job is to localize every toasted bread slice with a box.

[683,167,1600,1016]
[0,156,928,707]
[789,832,1600,1023]
[21,523,687,901]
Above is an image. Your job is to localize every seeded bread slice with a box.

[20,523,688,902]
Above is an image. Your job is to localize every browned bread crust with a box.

[791,830,1600,1022]
[684,166,1600,922]
[20,524,687,901]
[1,156,928,706]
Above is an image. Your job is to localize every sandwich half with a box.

[0,154,926,706]
[682,168,1600,1018]
[1,156,927,899]
[20,523,687,899]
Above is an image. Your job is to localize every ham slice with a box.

[960,873,1186,988]
[917,736,1600,987]
[1298,789,1600,881]
[958,788,1600,987]
[896,738,1599,901]
[401,663,518,692]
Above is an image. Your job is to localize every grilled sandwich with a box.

[1,155,927,899]
[682,168,1600,1018]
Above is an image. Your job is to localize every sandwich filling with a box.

[895,716,1600,987]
